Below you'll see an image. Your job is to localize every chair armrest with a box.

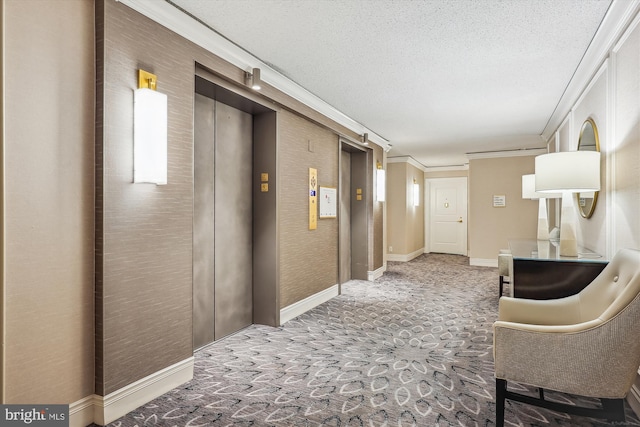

[498,295,581,325]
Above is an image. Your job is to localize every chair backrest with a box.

[577,248,640,322]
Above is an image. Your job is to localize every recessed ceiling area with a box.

[169,0,612,167]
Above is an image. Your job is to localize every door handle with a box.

[457,217,463,223]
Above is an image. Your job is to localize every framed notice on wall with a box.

[319,187,337,218]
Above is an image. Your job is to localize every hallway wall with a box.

[2,0,95,403]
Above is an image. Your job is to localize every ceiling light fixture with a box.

[245,67,261,90]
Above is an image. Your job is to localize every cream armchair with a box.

[493,248,640,426]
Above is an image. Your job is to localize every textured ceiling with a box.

[170,0,612,167]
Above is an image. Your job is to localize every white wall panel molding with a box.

[115,0,390,151]
[543,0,640,140]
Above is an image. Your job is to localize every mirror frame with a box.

[576,118,600,219]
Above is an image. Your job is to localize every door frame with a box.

[338,139,371,286]
[424,177,468,255]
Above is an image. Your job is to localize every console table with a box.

[508,239,608,300]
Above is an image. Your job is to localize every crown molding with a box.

[542,0,640,139]
[424,164,469,172]
[466,148,547,161]
[115,0,391,151]
[387,156,426,171]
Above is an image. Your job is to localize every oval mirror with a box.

[576,118,600,218]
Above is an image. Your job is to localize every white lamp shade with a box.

[521,174,561,199]
[134,88,168,185]
[535,151,600,193]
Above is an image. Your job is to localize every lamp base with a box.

[537,198,550,240]
[559,192,578,257]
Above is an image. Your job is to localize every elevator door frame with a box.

[339,140,371,285]
[193,73,278,351]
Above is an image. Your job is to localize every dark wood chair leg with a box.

[496,378,507,427]
[499,276,504,297]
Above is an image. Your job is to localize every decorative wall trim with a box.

[470,258,498,268]
[386,248,425,263]
[387,156,426,171]
[368,265,386,281]
[280,284,339,325]
[465,148,547,161]
[69,395,98,427]
[424,164,469,172]
[93,357,194,425]
[542,0,640,139]
[116,0,390,150]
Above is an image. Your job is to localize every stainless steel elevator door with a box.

[214,101,253,340]
[194,94,216,349]
[193,95,253,350]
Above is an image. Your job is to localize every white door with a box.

[427,177,467,255]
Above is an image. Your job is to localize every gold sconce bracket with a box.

[376,160,383,170]
[138,69,158,90]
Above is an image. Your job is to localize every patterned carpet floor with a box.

[107,253,640,426]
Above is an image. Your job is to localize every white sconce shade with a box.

[134,87,167,185]
[535,152,601,193]
[413,180,420,207]
[534,151,601,256]
[376,168,386,202]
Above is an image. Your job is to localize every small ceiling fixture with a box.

[245,67,261,90]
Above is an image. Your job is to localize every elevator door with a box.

[194,94,253,349]
[339,150,352,284]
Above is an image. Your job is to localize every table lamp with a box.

[522,174,561,240]
[535,151,600,257]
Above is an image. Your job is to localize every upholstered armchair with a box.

[493,248,640,426]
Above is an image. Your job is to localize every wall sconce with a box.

[535,151,600,256]
[245,67,262,90]
[413,178,420,207]
[376,160,385,202]
[134,69,167,185]
[521,174,561,240]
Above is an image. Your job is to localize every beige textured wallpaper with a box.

[3,0,95,403]
[406,163,425,253]
[468,156,538,261]
[278,111,339,308]
[387,163,408,255]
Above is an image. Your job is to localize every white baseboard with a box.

[368,264,386,281]
[280,284,339,325]
[69,395,98,427]
[386,248,425,262]
[470,258,497,267]
[88,356,194,426]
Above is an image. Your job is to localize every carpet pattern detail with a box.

[107,253,640,426]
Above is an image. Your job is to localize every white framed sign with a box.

[493,195,506,207]
[319,187,337,218]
